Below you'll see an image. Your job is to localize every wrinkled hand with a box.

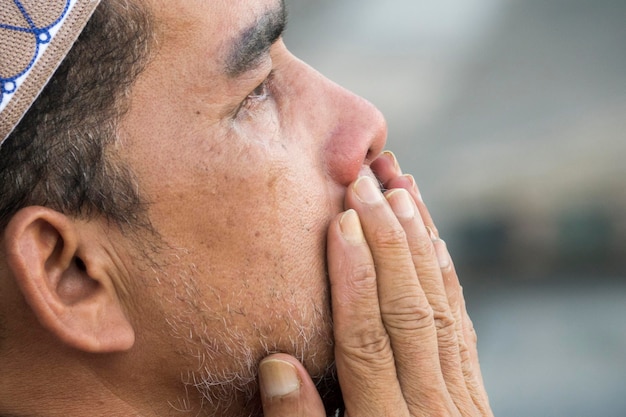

[258,152,493,417]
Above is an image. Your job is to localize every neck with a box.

[0,326,152,417]
[0,333,250,417]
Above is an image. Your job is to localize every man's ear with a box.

[4,206,135,353]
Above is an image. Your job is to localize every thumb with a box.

[259,353,327,417]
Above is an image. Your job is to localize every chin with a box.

[171,288,340,416]
[159,236,338,415]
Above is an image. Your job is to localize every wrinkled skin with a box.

[0,0,493,415]
[258,153,494,417]
[119,0,493,414]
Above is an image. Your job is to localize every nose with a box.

[289,59,388,187]
[322,84,388,186]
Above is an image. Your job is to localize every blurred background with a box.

[285,0,626,416]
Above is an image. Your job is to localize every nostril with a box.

[364,113,388,164]
[365,147,380,164]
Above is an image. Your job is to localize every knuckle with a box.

[349,262,377,286]
[412,233,437,257]
[338,328,394,367]
[465,316,478,345]
[462,353,475,376]
[381,295,435,331]
[458,340,472,363]
[434,311,460,347]
[337,262,377,303]
[434,311,457,334]
[371,226,407,249]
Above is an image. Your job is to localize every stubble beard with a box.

[158,261,343,417]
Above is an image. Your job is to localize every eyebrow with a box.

[225,0,287,77]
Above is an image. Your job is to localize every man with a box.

[0,0,493,416]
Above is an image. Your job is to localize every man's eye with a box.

[232,71,276,119]
[248,80,270,100]
[240,71,275,111]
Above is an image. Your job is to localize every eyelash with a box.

[239,70,275,112]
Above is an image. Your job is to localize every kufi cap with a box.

[0,0,101,146]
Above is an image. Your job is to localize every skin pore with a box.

[0,0,494,416]
[110,0,386,415]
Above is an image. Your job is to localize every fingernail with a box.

[354,176,383,204]
[382,150,400,171]
[403,174,423,202]
[259,359,300,398]
[425,226,438,241]
[386,189,415,218]
[340,209,365,244]
[433,239,451,270]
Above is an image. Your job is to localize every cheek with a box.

[147,138,330,276]
[216,170,329,305]
[155,158,332,341]
[126,129,338,373]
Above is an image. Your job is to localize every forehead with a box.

[145,0,282,49]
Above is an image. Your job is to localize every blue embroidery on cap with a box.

[1,0,71,106]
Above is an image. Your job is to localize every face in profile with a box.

[115,0,387,413]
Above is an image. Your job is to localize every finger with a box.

[372,163,491,416]
[459,294,494,417]
[327,208,409,417]
[370,151,439,238]
[440,255,494,417]
[344,177,456,416]
[386,189,476,416]
[259,354,326,417]
[431,238,486,416]
[386,174,439,237]
[370,150,403,187]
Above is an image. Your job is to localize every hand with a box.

[258,151,493,417]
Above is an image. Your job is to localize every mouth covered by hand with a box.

[258,150,493,417]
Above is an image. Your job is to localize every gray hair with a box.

[0,0,155,348]
[0,0,154,232]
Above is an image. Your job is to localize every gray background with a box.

[284,1,626,416]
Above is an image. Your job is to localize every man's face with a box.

[117,0,386,412]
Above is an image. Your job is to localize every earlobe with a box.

[4,206,135,353]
